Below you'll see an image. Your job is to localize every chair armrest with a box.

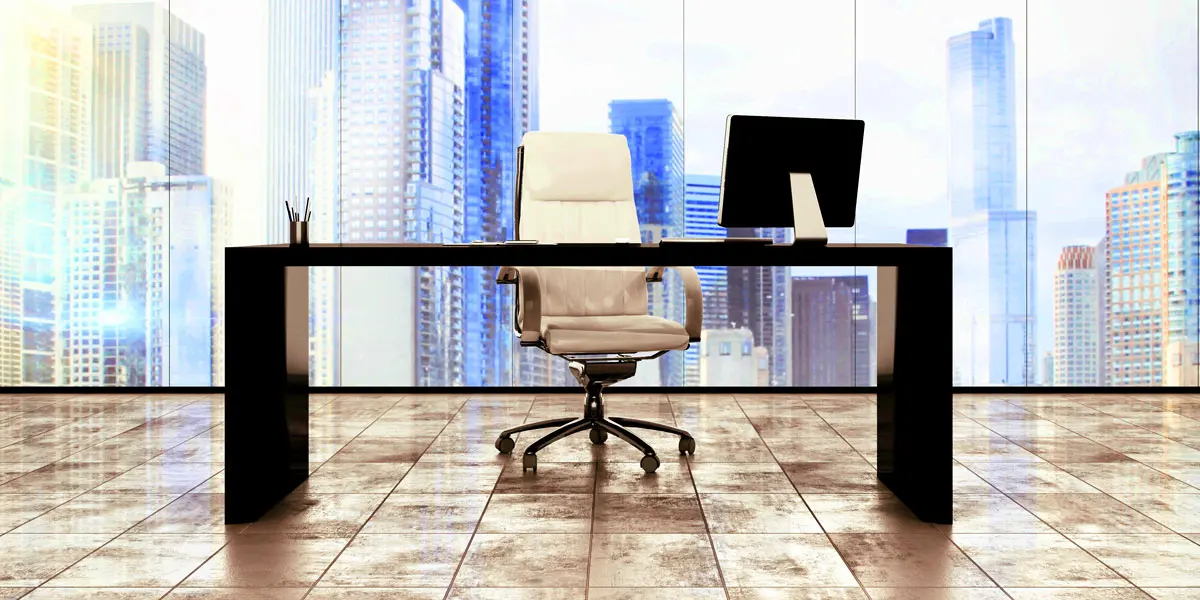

[495,266,542,346]
[645,266,702,343]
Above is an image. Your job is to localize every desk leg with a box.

[225,263,310,524]
[876,263,952,524]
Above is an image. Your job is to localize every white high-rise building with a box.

[1053,245,1101,386]
[700,329,768,387]
[0,1,93,385]
[338,0,467,386]
[73,1,206,177]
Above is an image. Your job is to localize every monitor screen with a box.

[718,115,865,229]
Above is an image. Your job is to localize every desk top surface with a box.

[226,242,949,268]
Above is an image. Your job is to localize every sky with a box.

[47,0,1200,366]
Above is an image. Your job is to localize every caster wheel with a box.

[640,454,660,474]
[590,428,609,444]
[495,436,515,454]
[679,436,696,455]
[522,453,538,472]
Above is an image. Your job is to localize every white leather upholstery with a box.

[540,315,690,355]
[505,131,702,356]
[518,132,642,244]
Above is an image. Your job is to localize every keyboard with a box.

[659,237,774,245]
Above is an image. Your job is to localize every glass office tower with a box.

[0,2,93,385]
[790,276,871,387]
[339,0,467,386]
[72,2,206,177]
[609,99,686,386]
[947,17,1037,385]
[1165,131,1199,385]
[683,174,728,385]
[906,228,948,247]
[462,0,539,386]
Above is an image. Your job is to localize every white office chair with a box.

[493,132,703,473]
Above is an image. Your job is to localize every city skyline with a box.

[2,0,1197,387]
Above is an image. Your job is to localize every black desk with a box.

[224,242,952,524]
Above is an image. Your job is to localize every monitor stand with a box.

[790,172,828,246]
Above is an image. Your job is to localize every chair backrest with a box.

[516,132,642,243]
[514,132,648,318]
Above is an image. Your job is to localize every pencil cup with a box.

[290,221,309,247]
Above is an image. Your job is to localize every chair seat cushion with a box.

[540,315,690,355]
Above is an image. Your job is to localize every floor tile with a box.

[20,589,171,599]
[595,461,695,494]
[1111,493,1200,533]
[448,590,583,600]
[711,533,858,587]
[592,493,705,533]
[318,533,471,587]
[863,590,1009,600]
[1060,463,1196,495]
[12,492,177,534]
[127,493,237,534]
[588,533,721,587]
[698,493,821,533]
[479,493,592,533]
[953,435,1045,463]
[1018,437,1133,463]
[182,533,350,587]
[828,532,994,587]
[243,493,386,535]
[1003,589,1155,599]
[937,493,1055,533]
[1070,533,1200,587]
[394,463,504,494]
[728,590,869,600]
[1141,462,1200,488]
[329,437,431,463]
[782,462,885,493]
[493,462,594,494]
[307,589,447,599]
[1009,493,1172,533]
[0,493,78,531]
[685,436,776,463]
[0,464,49,486]
[589,588,725,599]
[763,435,864,463]
[0,532,115,587]
[361,493,489,533]
[164,589,310,599]
[300,462,412,493]
[46,533,229,587]
[1139,589,1200,600]
[952,462,998,494]
[0,462,131,494]
[963,462,1101,494]
[688,462,795,494]
[455,533,590,587]
[803,493,938,533]
[951,533,1130,587]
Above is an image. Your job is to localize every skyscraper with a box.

[339,0,467,386]
[1053,245,1101,386]
[699,329,766,387]
[1095,236,1110,385]
[73,2,206,177]
[265,0,339,245]
[61,162,226,386]
[727,226,794,386]
[906,228,948,246]
[947,17,1037,385]
[609,99,686,386]
[0,180,18,386]
[462,0,539,386]
[1105,153,1169,386]
[790,276,871,386]
[683,174,728,385]
[1165,131,1199,386]
[0,1,93,385]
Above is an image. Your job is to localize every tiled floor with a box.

[2,393,1200,599]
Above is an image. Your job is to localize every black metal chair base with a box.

[495,415,695,474]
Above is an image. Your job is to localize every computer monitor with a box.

[717,115,865,245]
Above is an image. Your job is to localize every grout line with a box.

[730,394,870,598]
[440,393,537,600]
[667,393,730,599]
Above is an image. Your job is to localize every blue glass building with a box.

[609,99,686,386]
[1167,131,1200,349]
[906,228,948,247]
[947,17,1037,385]
[462,0,538,386]
[683,174,728,385]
